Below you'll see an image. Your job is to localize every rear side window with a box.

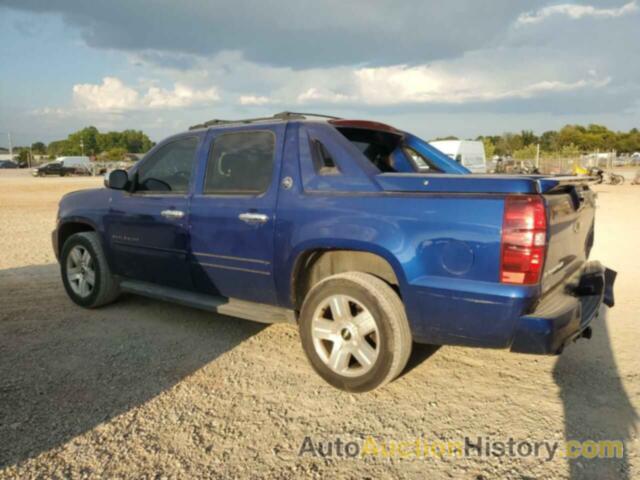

[136,136,199,193]
[310,139,340,175]
[204,131,275,194]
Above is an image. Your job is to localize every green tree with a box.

[121,129,153,153]
[105,147,128,161]
[556,125,586,150]
[520,130,538,147]
[615,129,640,153]
[97,131,125,152]
[31,142,46,154]
[67,126,100,156]
[46,127,154,158]
[513,144,538,160]
[559,143,581,157]
[482,137,496,159]
[432,135,459,141]
[17,149,30,164]
[539,131,558,152]
[496,133,524,156]
[47,139,73,156]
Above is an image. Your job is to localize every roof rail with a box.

[274,111,342,120]
[188,111,342,130]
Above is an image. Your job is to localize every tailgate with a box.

[542,184,596,293]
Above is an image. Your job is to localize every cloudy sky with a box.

[1,0,639,145]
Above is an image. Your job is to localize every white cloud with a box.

[517,1,638,25]
[73,77,140,111]
[294,65,611,106]
[72,76,218,111]
[238,95,271,106]
[144,83,219,108]
[497,77,612,99]
[296,87,352,104]
[30,107,74,119]
[162,50,614,109]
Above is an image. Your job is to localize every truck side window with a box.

[204,131,275,194]
[402,146,443,173]
[311,139,340,175]
[136,136,199,193]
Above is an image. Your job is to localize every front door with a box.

[106,135,201,290]
[189,126,284,305]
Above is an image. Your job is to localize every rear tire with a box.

[60,232,120,308]
[299,272,412,392]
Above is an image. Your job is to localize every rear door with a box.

[189,125,284,305]
[106,134,202,290]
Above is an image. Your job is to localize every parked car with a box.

[33,161,77,177]
[52,112,616,392]
[0,160,18,169]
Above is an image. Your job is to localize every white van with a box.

[57,156,91,169]
[429,140,487,173]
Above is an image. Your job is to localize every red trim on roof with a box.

[328,119,400,134]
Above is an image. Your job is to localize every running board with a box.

[119,280,296,325]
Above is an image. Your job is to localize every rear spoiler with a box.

[536,175,598,194]
[374,173,600,195]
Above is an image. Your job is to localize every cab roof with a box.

[188,111,401,134]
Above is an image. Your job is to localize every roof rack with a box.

[188,111,342,130]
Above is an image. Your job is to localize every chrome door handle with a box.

[161,209,185,220]
[238,212,269,224]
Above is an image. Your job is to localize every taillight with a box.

[500,195,547,285]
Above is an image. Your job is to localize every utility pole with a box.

[535,143,540,170]
[80,139,85,158]
[7,132,12,161]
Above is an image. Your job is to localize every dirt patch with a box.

[0,171,638,478]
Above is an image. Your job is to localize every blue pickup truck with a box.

[53,112,615,392]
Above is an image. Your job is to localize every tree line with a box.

[12,126,154,163]
[9,123,640,164]
[434,124,640,160]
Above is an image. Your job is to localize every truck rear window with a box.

[336,127,401,173]
[336,127,442,173]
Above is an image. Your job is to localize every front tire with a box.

[299,272,412,392]
[60,232,120,308]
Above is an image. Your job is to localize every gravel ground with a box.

[0,170,638,479]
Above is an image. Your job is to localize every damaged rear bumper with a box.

[510,261,616,354]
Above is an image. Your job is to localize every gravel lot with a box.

[0,170,638,479]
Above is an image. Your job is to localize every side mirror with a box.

[105,169,130,190]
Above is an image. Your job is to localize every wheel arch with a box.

[56,219,99,258]
[289,244,406,310]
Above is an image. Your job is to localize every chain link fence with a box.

[495,152,640,174]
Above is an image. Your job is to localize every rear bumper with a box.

[510,261,616,354]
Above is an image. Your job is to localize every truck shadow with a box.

[0,264,266,468]
[553,308,637,479]
[401,343,442,377]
